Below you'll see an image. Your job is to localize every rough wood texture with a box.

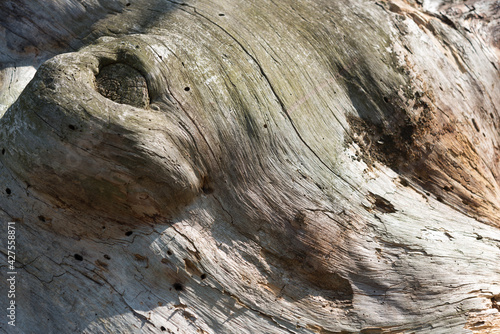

[1,0,499,333]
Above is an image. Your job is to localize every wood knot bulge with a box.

[95,63,149,108]
[0,47,202,227]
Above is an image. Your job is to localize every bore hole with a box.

[263,124,268,128]
[400,124,415,142]
[1,148,5,155]
[38,215,46,222]
[472,118,480,132]
[492,296,500,311]
[219,13,225,16]
[161,327,166,331]
[125,2,131,6]
[43,77,54,85]
[200,274,207,280]
[202,183,213,195]
[104,254,111,260]
[5,188,11,195]
[184,86,190,91]
[68,124,76,130]
[173,282,184,291]
[383,96,389,103]
[74,254,83,261]
[201,176,214,194]
[125,231,133,236]
[370,193,396,213]
[436,196,444,202]
[167,250,173,256]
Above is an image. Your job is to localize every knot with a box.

[95,63,149,108]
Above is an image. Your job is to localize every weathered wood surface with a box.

[0,0,499,333]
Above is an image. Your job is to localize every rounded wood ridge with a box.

[0,38,203,224]
[0,0,499,333]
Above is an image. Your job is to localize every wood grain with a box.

[0,0,499,333]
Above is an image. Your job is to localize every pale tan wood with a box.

[0,0,499,333]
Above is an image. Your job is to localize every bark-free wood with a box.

[1,0,499,333]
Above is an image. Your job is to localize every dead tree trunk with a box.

[1,0,499,333]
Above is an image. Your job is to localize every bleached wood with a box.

[0,0,499,333]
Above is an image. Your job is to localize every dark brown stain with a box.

[368,193,396,214]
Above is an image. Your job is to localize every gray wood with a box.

[1,0,499,333]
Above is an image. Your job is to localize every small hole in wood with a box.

[125,231,133,236]
[160,327,166,331]
[200,274,207,280]
[38,215,46,222]
[370,193,396,213]
[74,254,83,261]
[202,183,213,194]
[473,321,485,327]
[68,124,76,130]
[219,13,225,16]
[462,198,471,206]
[5,188,11,195]
[125,2,131,6]
[472,118,480,132]
[184,86,190,91]
[173,282,184,291]
[1,148,5,155]
[492,296,500,311]
[201,176,214,194]
[383,96,389,103]
[167,250,173,256]
[104,254,111,260]
[263,124,268,128]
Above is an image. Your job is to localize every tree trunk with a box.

[1,0,499,333]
